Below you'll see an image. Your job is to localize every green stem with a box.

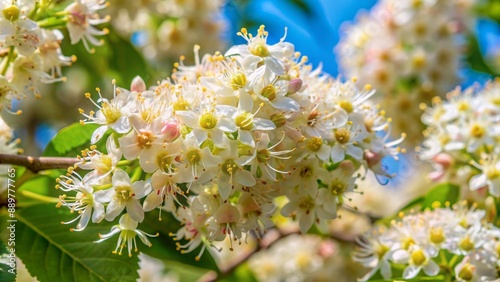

[117,160,134,166]
[37,17,67,29]
[439,250,447,265]
[130,166,142,182]
[448,255,460,268]
[1,46,15,76]
[92,183,113,191]
[20,190,59,203]
[28,1,39,20]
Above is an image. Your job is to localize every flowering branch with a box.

[0,153,77,172]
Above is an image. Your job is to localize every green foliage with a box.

[476,0,500,24]
[421,183,460,209]
[378,182,460,226]
[163,261,213,281]
[2,204,139,282]
[220,263,258,282]
[16,175,60,207]
[43,123,99,157]
[0,241,16,282]
[61,27,155,88]
[465,35,499,76]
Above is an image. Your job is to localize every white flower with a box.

[65,0,109,52]
[78,135,121,182]
[354,230,394,281]
[281,191,332,233]
[207,203,243,250]
[331,113,369,163]
[470,156,500,197]
[38,29,74,78]
[95,214,158,257]
[283,158,329,198]
[251,66,300,112]
[94,169,151,222]
[0,12,42,56]
[142,168,191,213]
[217,101,275,147]
[80,80,133,143]
[226,25,294,75]
[176,103,236,148]
[240,133,293,182]
[56,172,105,231]
[212,140,255,200]
[10,53,63,97]
[392,246,440,279]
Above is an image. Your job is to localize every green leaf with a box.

[220,263,258,282]
[16,175,60,207]
[422,183,460,210]
[139,209,218,271]
[465,35,499,76]
[2,204,139,282]
[163,260,212,281]
[43,123,98,157]
[0,241,16,282]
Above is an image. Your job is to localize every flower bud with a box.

[287,78,303,94]
[161,121,180,142]
[130,76,146,92]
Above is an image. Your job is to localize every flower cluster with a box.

[354,203,500,281]
[248,234,348,282]
[0,0,108,111]
[107,0,226,65]
[58,25,404,256]
[336,0,476,145]
[419,80,500,198]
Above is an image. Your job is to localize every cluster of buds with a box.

[354,202,500,281]
[336,0,476,145]
[57,26,404,257]
[0,0,109,111]
[107,0,226,65]
[419,80,500,198]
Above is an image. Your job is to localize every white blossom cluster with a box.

[336,0,476,144]
[56,26,404,257]
[248,234,345,282]
[0,0,108,111]
[419,80,500,197]
[107,0,226,64]
[354,203,500,281]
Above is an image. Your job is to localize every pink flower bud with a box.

[428,153,454,181]
[339,160,355,175]
[287,78,303,94]
[161,121,180,142]
[432,153,453,170]
[318,240,336,258]
[364,150,383,168]
[130,76,146,92]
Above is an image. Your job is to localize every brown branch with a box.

[0,153,78,172]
